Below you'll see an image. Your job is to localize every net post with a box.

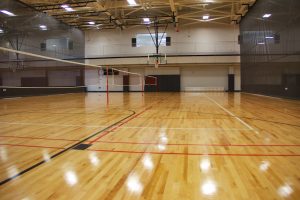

[141,76,144,96]
[106,66,109,106]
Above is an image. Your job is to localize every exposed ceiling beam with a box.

[17,0,256,30]
[169,0,179,30]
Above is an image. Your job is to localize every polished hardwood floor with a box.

[0,92,299,200]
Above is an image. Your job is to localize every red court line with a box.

[88,149,300,157]
[88,106,152,144]
[0,143,65,149]
[0,135,78,142]
[92,140,300,147]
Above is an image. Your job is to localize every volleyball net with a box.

[0,47,157,97]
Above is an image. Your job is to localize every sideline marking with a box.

[204,94,257,133]
[92,140,300,147]
[88,149,300,157]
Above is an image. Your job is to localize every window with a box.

[136,33,167,47]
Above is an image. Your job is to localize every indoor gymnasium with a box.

[0,0,300,199]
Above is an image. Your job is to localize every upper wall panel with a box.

[85,24,240,58]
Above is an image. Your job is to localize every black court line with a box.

[0,110,136,186]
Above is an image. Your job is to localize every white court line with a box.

[242,92,283,100]
[1,97,22,100]
[204,94,257,133]
[0,121,251,131]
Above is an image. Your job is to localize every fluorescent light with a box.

[39,25,47,30]
[0,29,3,33]
[0,10,16,16]
[203,15,209,20]
[257,42,265,45]
[127,0,137,6]
[263,14,271,18]
[265,36,274,39]
[88,21,95,25]
[143,18,150,23]
[65,7,74,12]
[61,5,74,12]
[61,4,69,8]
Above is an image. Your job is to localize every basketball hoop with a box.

[147,53,167,68]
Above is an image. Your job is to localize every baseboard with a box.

[86,91,143,93]
[225,90,241,92]
[242,92,300,100]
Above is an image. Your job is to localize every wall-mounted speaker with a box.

[166,37,171,46]
[132,38,136,47]
[40,43,46,51]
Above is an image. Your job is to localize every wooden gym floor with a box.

[0,92,299,199]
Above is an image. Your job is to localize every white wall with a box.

[234,66,241,91]
[84,65,240,92]
[129,68,144,91]
[181,66,241,91]
[181,66,228,91]
[85,24,239,57]
[84,24,241,92]
[85,68,125,92]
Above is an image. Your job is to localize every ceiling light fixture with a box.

[61,4,74,12]
[143,18,150,23]
[65,7,74,12]
[127,0,137,6]
[262,14,271,18]
[39,25,47,30]
[0,29,3,33]
[203,15,209,20]
[0,10,16,16]
[88,21,95,25]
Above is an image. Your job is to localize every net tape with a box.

[0,47,101,89]
[0,47,157,89]
[0,47,101,69]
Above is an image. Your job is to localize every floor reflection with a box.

[201,180,217,196]
[126,173,143,194]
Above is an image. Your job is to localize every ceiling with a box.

[18,0,256,30]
